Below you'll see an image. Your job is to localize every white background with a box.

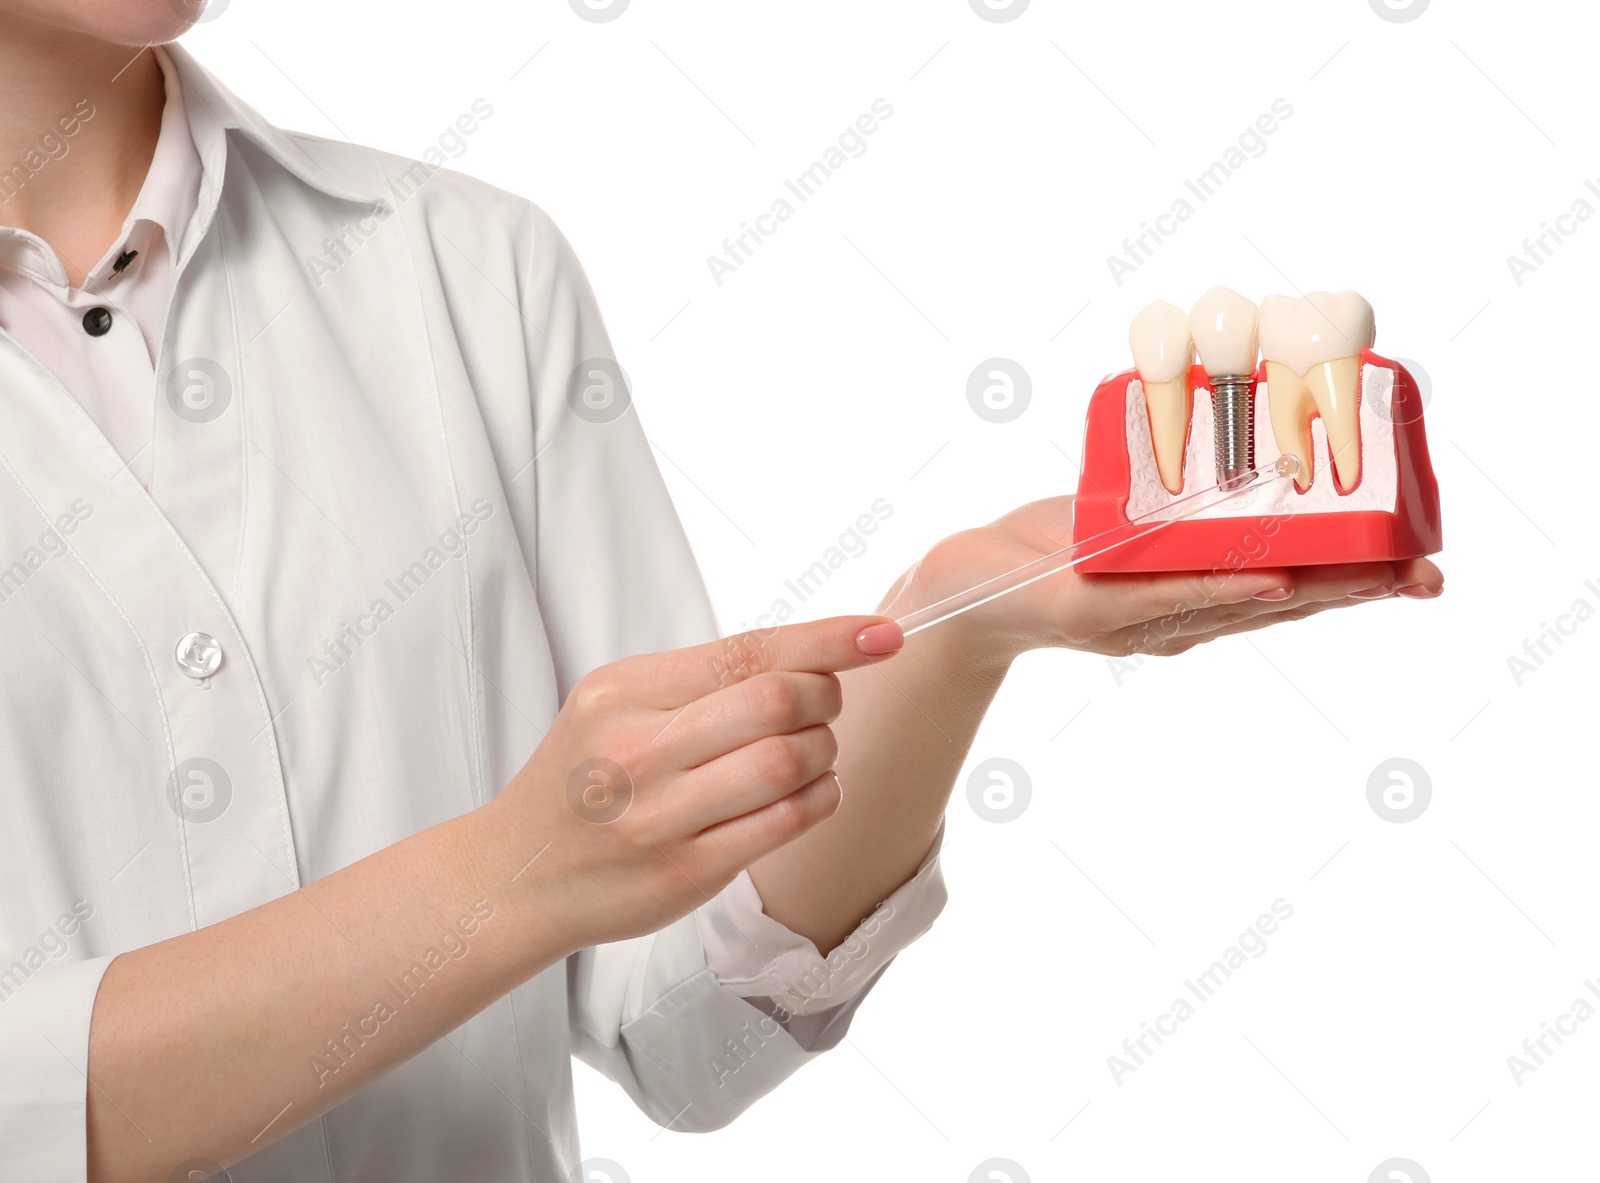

[188,0,1595,1179]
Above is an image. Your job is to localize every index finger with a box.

[641,615,903,708]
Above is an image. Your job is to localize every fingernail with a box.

[1397,584,1441,599]
[1251,588,1292,601]
[855,622,904,655]
[1349,587,1393,599]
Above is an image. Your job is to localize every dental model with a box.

[1071,288,1441,572]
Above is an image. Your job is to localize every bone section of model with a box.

[1259,292,1376,493]
[1122,362,1398,522]
[1128,300,1195,494]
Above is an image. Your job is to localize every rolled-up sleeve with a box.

[696,819,947,1018]
[0,956,114,1181]
[519,204,943,1129]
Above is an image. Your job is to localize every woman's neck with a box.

[0,15,165,286]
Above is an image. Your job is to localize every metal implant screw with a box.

[1209,376,1256,489]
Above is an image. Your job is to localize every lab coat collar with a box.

[162,41,391,236]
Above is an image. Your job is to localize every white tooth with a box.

[1259,296,1314,490]
[1259,291,1375,492]
[1129,300,1194,494]
[1189,286,1259,378]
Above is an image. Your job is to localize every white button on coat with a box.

[174,630,222,679]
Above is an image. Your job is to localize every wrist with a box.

[454,796,585,970]
[880,575,1032,674]
[898,616,1016,689]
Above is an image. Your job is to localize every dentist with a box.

[0,4,1445,1182]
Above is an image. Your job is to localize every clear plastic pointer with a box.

[894,454,1302,637]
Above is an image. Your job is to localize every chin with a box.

[3,0,203,45]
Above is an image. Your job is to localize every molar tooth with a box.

[1129,300,1194,494]
[1259,291,1375,492]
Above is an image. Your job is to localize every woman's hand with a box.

[880,494,1444,664]
[483,615,904,952]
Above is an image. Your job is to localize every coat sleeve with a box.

[517,206,944,1131]
[0,955,115,1181]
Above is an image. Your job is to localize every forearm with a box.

[86,798,564,1183]
[747,621,1010,953]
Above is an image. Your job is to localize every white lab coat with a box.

[0,44,944,1182]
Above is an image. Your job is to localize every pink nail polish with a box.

[1251,588,1292,601]
[1349,587,1393,599]
[855,622,904,655]
[1397,584,1441,599]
